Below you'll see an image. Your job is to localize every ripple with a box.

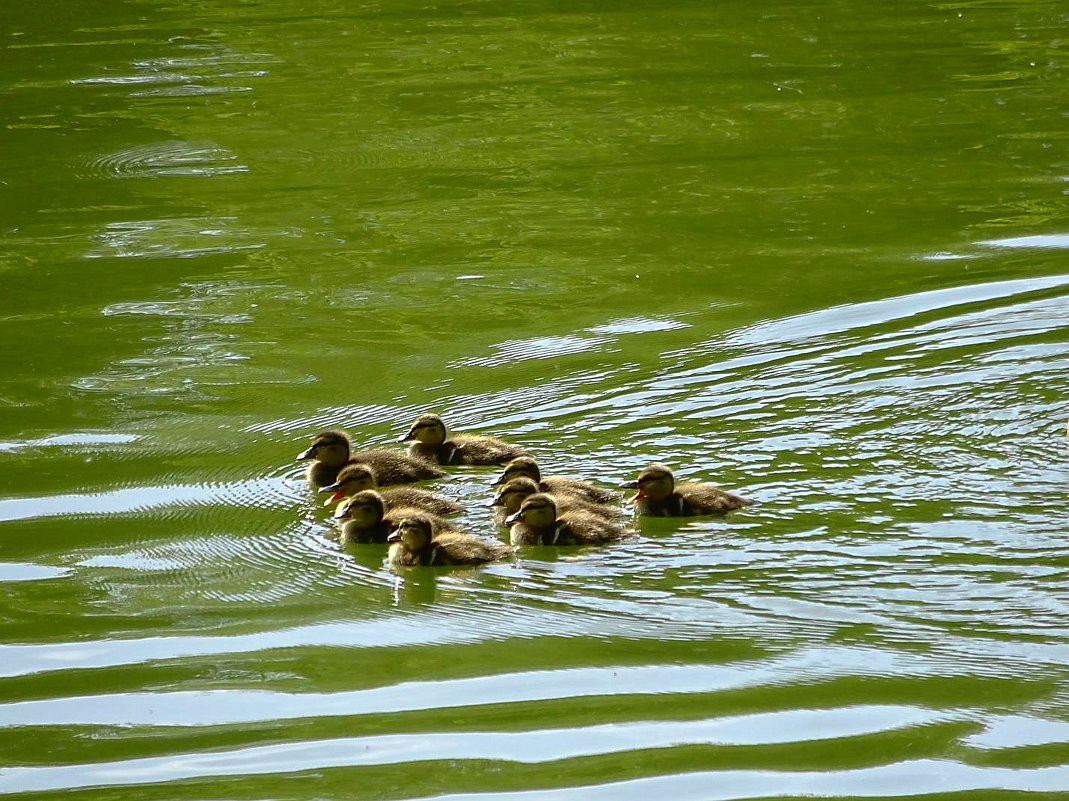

[0,432,138,453]
[80,140,247,179]
[455,314,690,368]
[0,707,975,795]
[68,43,275,98]
[414,763,1069,801]
[83,217,268,260]
[0,650,913,726]
[0,478,287,523]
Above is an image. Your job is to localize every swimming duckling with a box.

[489,477,622,528]
[504,493,630,546]
[332,490,457,545]
[620,463,751,517]
[491,456,616,505]
[400,413,527,466]
[298,429,445,487]
[319,463,464,516]
[387,513,514,567]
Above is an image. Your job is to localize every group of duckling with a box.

[297,413,752,569]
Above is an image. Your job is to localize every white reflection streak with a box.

[0,647,934,724]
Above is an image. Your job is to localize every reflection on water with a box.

[2,266,1066,795]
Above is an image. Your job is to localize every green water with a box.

[2,0,1068,798]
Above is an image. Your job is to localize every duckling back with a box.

[511,510,629,547]
[491,477,620,527]
[541,476,616,505]
[379,486,463,517]
[493,457,616,504]
[389,529,512,566]
[406,434,526,466]
[431,532,514,565]
[401,413,525,466]
[349,449,445,484]
[637,483,752,517]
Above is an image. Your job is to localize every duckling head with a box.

[298,430,351,467]
[319,463,378,505]
[620,463,675,504]
[387,513,434,551]
[401,413,448,447]
[332,489,386,526]
[489,476,540,513]
[504,492,558,528]
[491,455,541,487]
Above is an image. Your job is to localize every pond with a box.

[1,0,1067,798]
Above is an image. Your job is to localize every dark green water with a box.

[2,0,1068,798]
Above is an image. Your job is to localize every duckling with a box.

[319,463,464,517]
[387,513,514,567]
[400,413,526,466]
[298,429,445,487]
[620,463,751,517]
[504,493,629,546]
[332,490,457,545]
[491,456,616,505]
[489,477,622,528]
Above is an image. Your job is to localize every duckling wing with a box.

[380,487,464,516]
[542,476,617,505]
[556,495,625,520]
[677,483,752,515]
[350,450,446,483]
[557,513,629,545]
[449,435,527,466]
[435,533,514,564]
[383,507,461,534]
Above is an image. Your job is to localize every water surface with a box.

[1,0,1068,798]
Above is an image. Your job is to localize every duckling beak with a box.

[619,480,643,504]
[386,530,402,543]
[488,495,504,508]
[504,510,524,526]
[332,505,350,520]
[318,482,345,505]
[297,446,317,460]
[399,426,417,443]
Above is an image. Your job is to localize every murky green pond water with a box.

[2,0,1068,798]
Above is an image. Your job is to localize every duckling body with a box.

[490,477,622,528]
[298,430,445,487]
[492,456,616,505]
[621,463,751,517]
[388,513,514,567]
[504,493,629,546]
[333,490,457,545]
[401,413,526,466]
[320,463,463,516]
